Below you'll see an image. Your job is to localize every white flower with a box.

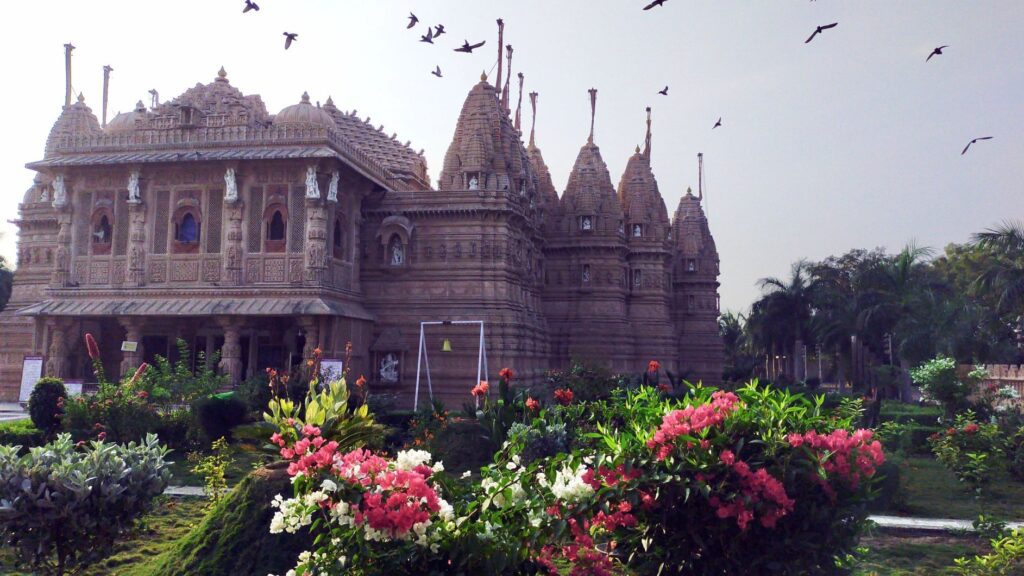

[269,495,313,534]
[395,449,434,471]
[481,477,525,508]
[461,470,472,479]
[320,479,338,493]
[432,461,445,473]
[544,463,595,503]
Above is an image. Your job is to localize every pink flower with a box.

[471,381,490,397]
[526,397,540,412]
[85,333,100,360]
[129,363,149,387]
[554,388,574,405]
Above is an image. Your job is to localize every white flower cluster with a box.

[394,448,445,473]
[538,463,594,503]
[269,494,313,535]
[480,477,525,508]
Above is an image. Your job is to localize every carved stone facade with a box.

[0,65,723,405]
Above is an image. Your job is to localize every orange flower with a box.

[471,380,490,397]
[648,360,661,373]
[313,347,322,358]
[306,359,315,367]
[526,397,540,411]
[499,367,514,382]
[355,375,367,388]
[554,388,574,405]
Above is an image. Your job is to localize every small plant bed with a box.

[0,418,43,448]
[894,455,1024,520]
[164,442,270,487]
[852,533,987,575]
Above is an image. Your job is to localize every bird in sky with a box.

[927,45,949,62]
[420,28,434,43]
[455,40,486,53]
[713,117,722,129]
[434,24,446,37]
[242,0,259,13]
[431,66,443,78]
[283,32,298,50]
[961,136,993,155]
[658,86,669,96]
[643,0,669,10]
[805,23,838,44]
[407,13,418,29]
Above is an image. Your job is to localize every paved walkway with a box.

[160,486,1024,534]
[0,403,27,423]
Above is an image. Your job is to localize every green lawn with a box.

[894,455,1024,520]
[852,534,985,575]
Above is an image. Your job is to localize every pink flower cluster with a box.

[647,391,741,461]
[582,464,642,490]
[271,424,340,477]
[710,450,795,530]
[787,429,885,490]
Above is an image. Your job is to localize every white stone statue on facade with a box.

[468,175,479,190]
[380,353,399,383]
[127,170,141,203]
[224,167,238,202]
[581,216,593,231]
[633,224,643,237]
[390,241,404,266]
[305,165,320,199]
[328,171,339,202]
[52,174,67,208]
[38,186,49,203]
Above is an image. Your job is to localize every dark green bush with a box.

[235,373,271,416]
[193,394,248,442]
[155,408,200,451]
[867,460,904,512]
[62,383,161,443]
[28,377,66,435]
[431,419,492,474]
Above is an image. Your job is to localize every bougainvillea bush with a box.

[269,379,885,576]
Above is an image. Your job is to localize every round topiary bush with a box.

[27,377,66,435]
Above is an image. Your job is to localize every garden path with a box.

[0,404,26,422]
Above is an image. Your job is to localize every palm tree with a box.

[973,220,1024,316]
[755,260,820,380]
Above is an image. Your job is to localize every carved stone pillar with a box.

[304,197,328,286]
[45,319,71,379]
[126,200,146,287]
[52,207,72,287]
[223,166,245,286]
[118,318,144,377]
[217,318,244,386]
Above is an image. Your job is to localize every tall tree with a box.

[754,260,819,379]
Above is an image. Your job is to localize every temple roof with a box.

[561,141,622,231]
[673,189,718,261]
[44,94,101,157]
[274,92,334,127]
[618,147,669,244]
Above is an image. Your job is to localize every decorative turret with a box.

[672,188,719,273]
[618,110,670,245]
[526,92,559,231]
[106,100,148,134]
[44,94,102,157]
[147,67,270,130]
[275,92,335,127]
[559,89,623,237]
[438,74,533,197]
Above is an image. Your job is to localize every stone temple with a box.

[0,58,723,406]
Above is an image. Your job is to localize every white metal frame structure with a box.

[414,320,489,411]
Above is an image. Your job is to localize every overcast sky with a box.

[1,1,1021,312]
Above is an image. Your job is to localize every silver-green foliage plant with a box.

[0,433,172,575]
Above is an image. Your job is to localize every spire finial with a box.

[301,91,310,103]
[514,72,524,131]
[587,88,597,144]
[502,45,514,111]
[495,19,505,92]
[635,145,641,154]
[643,106,652,162]
[64,43,76,109]
[217,66,227,80]
[102,65,113,127]
[528,91,538,148]
[480,70,488,82]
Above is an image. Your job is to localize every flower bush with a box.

[269,379,886,575]
[0,433,171,575]
[928,411,1005,494]
[910,355,972,417]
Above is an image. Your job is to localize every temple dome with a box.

[274,92,334,127]
[44,94,102,157]
[561,141,622,235]
[673,189,719,265]
[618,148,670,244]
[106,100,148,133]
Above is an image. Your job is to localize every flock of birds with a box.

[239,0,992,156]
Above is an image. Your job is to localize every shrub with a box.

[188,437,233,508]
[28,377,66,436]
[155,408,200,451]
[139,338,226,407]
[0,433,171,575]
[0,419,44,450]
[545,359,625,402]
[954,527,1024,575]
[193,394,248,442]
[911,356,972,417]
[928,411,1004,495]
[62,381,161,443]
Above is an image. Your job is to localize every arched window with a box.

[333,217,344,259]
[171,206,202,253]
[633,269,642,288]
[176,213,199,243]
[91,208,113,255]
[263,202,288,253]
[632,224,643,238]
[94,216,112,244]
[388,234,404,266]
[268,211,285,240]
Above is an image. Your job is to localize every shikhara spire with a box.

[514,73,524,132]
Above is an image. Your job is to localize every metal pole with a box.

[102,65,113,127]
[414,323,424,411]
[63,43,75,108]
[476,322,483,410]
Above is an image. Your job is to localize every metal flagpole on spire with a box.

[514,73,524,131]
[502,45,513,112]
[643,106,652,162]
[102,65,113,127]
[588,88,597,144]
[495,19,504,95]
[63,43,75,108]
[528,92,538,148]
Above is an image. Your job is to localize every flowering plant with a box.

[928,410,1003,494]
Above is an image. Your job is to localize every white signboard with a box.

[19,356,44,403]
[320,359,344,383]
[64,379,84,396]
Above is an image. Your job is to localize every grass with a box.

[852,533,986,575]
[893,455,1024,520]
[164,442,272,487]
[0,497,208,576]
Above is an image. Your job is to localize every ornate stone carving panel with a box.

[148,260,167,283]
[171,260,199,282]
[111,261,126,285]
[202,258,222,282]
[263,258,286,283]
[245,259,260,283]
[88,261,110,285]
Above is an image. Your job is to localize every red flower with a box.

[657,383,671,393]
[499,367,514,382]
[85,333,100,360]
[355,375,367,388]
[963,423,980,435]
[648,360,661,373]
[129,363,149,387]
[136,390,149,399]
[947,427,957,436]
[554,388,574,405]
[471,380,490,397]
[97,431,107,441]
[526,397,540,412]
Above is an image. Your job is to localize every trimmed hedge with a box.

[0,419,44,451]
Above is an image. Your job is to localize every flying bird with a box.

[658,86,669,96]
[643,0,669,10]
[420,28,434,43]
[407,13,418,29]
[242,0,259,13]
[431,66,442,78]
[926,45,949,62]
[434,24,446,37]
[455,40,486,53]
[713,117,722,129]
[805,22,838,44]
[961,136,993,155]
[283,32,298,50]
